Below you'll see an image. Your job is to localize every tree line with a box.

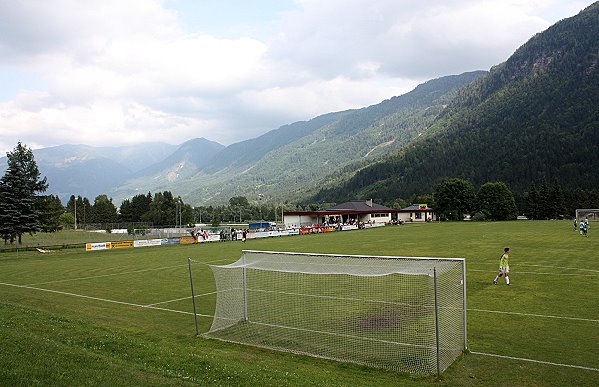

[2,142,596,245]
[0,143,290,244]
[396,176,592,221]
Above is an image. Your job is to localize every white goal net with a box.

[204,250,466,374]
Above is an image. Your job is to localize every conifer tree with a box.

[525,183,540,220]
[36,195,65,232]
[0,143,48,244]
[538,179,550,220]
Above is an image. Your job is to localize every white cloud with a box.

[268,0,553,79]
[0,0,594,154]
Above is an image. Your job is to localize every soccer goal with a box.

[576,209,599,223]
[203,250,466,374]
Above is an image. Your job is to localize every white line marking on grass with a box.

[519,264,599,273]
[471,351,599,372]
[470,264,599,273]
[26,264,189,286]
[469,269,598,277]
[143,291,218,307]
[0,281,213,318]
[469,308,599,323]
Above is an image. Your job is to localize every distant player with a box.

[493,247,510,285]
[580,220,585,235]
[573,217,577,230]
[582,221,588,237]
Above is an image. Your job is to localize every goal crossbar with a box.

[217,249,464,276]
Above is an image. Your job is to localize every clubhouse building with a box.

[283,200,436,229]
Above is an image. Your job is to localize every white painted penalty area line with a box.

[469,269,598,277]
[0,281,213,318]
[471,351,599,372]
[470,264,599,273]
[518,264,599,273]
[143,291,218,307]
[469,308,599,323]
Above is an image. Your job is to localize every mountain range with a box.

[1,71,485,205]
[311,1,599,204]
[2,2,598,208]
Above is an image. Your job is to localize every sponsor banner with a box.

[85,242,111,251]
[195,234,225,243]
[180,236,197,245]
[286,229,300,236]
[110,240,134,249]
[162,237,181,245]
[341,225,359,231]
[251,231,271,239]
[207,234,221,242]
[134,239,162,248]
[363,222,385,229]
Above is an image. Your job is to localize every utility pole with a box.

[258,193,264,221]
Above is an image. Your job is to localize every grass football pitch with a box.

[0,220,597,386]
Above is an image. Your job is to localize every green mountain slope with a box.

[312,2,599,204]
[181,71,485,204]
[109,71,484,204]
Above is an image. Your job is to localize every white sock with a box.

[506,276,510,285]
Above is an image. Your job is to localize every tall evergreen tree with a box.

[0,177,18,243]
[549,178,567,219]
[36,195,65,232]
[525,183,540,220]
[538,179,550,220]
[90,195,118,225]
[131,193,152,222]
[0,143,48,244]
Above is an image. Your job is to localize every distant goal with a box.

[203,250,467,374]
[576,209,599,223]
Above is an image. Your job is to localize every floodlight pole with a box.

[188,257,200,336]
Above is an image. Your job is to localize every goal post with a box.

[204,250,467,374]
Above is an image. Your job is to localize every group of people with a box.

[229,228,249,242]
[574,217,590,237]
[191,227,251,242]
[190,228,210,241]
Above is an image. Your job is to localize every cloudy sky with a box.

[0,0,594,154]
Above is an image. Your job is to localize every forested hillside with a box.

[311,2,599,205]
